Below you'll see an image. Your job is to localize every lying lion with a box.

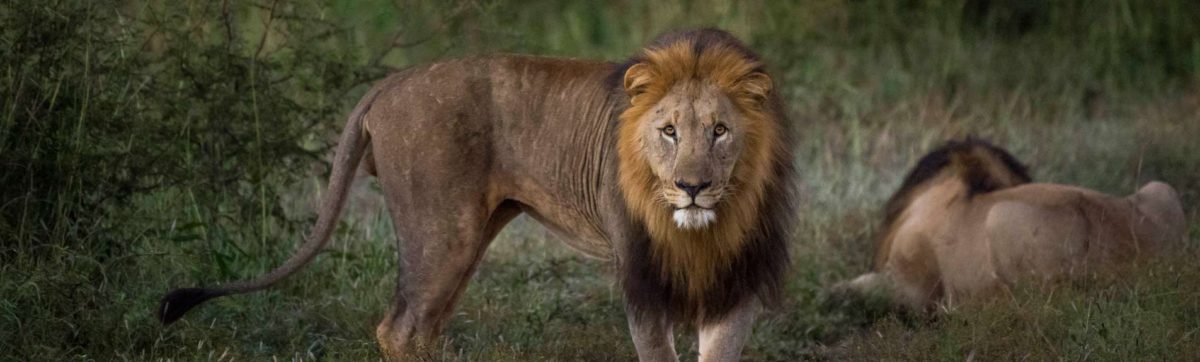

[843,138,1186,310]
[159,28,796,361]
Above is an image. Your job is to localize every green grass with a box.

[2,0,1199,360]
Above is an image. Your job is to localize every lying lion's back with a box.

[981,182,1184,278]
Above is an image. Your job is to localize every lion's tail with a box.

[157,87,380,325]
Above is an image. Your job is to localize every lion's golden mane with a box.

[616,30,795,322]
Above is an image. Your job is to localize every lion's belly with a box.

[519,204,614,260]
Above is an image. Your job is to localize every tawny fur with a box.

[843,139,1188,310]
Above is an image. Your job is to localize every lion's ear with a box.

[736,71,773,107]
[623,63,654,99]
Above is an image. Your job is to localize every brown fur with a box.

[843,139,1187,310]
[159,28,795,359]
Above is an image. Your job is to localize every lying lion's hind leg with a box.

[375,200,521,359]
[826,272,894,311]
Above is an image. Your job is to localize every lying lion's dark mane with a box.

[875,137,1031,268]
[617,28,796,324]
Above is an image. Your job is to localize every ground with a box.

[2,0,1198,360]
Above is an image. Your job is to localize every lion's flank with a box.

[617,28,795,324]
[874,137,1031,268]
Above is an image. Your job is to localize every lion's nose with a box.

[675,180,712,198]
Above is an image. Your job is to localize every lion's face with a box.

[615,35,789,303]
[633,81,745,229]
[619,44,774,232]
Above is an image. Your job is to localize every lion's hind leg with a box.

[373,193,521,359]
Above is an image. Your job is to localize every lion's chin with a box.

[672,208,716,230]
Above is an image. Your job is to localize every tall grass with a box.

[1,0,1197,360]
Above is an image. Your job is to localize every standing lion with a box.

[158,28,797,361]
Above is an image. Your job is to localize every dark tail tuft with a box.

[158,288,225,325]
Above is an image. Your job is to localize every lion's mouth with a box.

[672,206,716,230]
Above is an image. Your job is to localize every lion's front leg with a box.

[697,299,758,362]
[626,305,680,362]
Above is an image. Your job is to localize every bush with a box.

[0,1,379,357]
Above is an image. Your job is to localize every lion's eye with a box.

[714,124,727,136]
[662,125,676,137]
